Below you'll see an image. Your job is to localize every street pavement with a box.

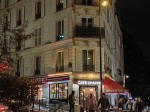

[33,104,69,112]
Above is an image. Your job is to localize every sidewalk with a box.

[33,104,69,112]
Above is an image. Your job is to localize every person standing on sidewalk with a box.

[97,93,110,112]
[86,93,97,112]
[135,97,144,112]
[68,91,75,112]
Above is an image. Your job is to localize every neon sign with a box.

[77,80,101,85]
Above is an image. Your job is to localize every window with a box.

[35,28,42,46]
[56,0,67,11]
[82,0,92,5]
[17,0,21,2]
[56,51,64,72]
[35,1,41,19]
[56,20,64,41]
[16,9,22,26]
[5,0,9,7]
[50,83,68,100]
[82,18,93,27]
[15,59,20,77]
[82,50,94,71]
[34,56,41,75]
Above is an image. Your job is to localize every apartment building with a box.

[0,0,124,107]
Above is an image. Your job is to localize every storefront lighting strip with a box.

[47,80,69,84]
[47,72,72,77]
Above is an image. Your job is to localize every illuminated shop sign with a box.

[48,80,69,84]
[23,77,47,84]
[77,80,101,85]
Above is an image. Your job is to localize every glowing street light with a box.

[101,0,109,7]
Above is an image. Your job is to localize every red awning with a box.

[102,77,125,93]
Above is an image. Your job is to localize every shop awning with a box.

[102,77,125,93]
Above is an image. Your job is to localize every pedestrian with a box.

[86,93,97,112]
[118,98,124,111]
[97,93,110,112]
[68,91,75,112]
[135,97,144,112]
[133,98,138,112]
[126,99,133,112]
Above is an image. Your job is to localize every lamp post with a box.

[123,74,129,87]
[99,0,108,97]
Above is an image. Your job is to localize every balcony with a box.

[15,72,20,77]
[56,34,64,41]
[16,20,21,26]
[35,13,41,20]
[74,0,98,6]
[56,66,64,72]
[83,65,94,71]
[74,26,100,37]
[34,69,40,75]
[56,3,63,12]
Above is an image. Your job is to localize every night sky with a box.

[116,0,150,98]
[116,0,150,63]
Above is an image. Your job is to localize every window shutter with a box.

[76,49,82,71]
[41,0,45,17]
[63,0,67,9]
[52,0,56,12]
[38,28,41,45]
[32,2,35,20]
[95,49,100,72]
[21,6,25,24]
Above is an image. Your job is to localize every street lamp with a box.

[99,0,108,97]
[101,0,109,7]
[123,74,129,87]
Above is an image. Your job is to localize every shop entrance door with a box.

[79,86,98,110]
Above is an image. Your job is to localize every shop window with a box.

[82,50,94,71]
[56,51,64,72]
[56,20,64,41]
[50,83,68,101]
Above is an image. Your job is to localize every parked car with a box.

[0,104,10,112]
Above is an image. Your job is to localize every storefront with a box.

[102,77,125,107]
[72,72,105,110]
[24,76,49,105]
[47,72,71,103]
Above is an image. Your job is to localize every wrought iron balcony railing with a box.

[56,3,63,11]
[74,0,98,6]
[56,66,64,72]
[83,65,95,71]
[35,13,41,19]
[56,34,64,41]
[34,69,40,75]
[74,26,100,37]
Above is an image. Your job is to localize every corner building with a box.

[0,0,124,109]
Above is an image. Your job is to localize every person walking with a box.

[133,98,138,112]
[135,97,144,112]
[126,99,133,112]
[86,93,97,112]
[68,91,75,112]
[118,98,125,112]
[97,93,110,112]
